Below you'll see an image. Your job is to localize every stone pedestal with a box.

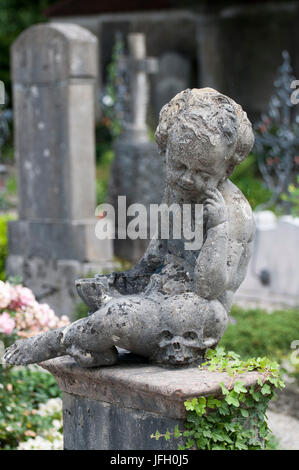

[41,353,263,450]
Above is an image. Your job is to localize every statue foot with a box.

[66,345,118,368]
[75,277,107,313]
[3,329,64,366]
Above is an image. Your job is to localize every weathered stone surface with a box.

[12,23,98,84]
[40,355,263,419]
[4,88,255,369]
[12,26,97,221]
[8,219,112,262]
[62,393,184,450]
[40,355,264,450]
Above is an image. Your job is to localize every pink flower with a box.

[0,281,12,309]
[37,303,54,328]
[11,285,36,308]
[0,312,15,335]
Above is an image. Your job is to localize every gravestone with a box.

[153,52,191,117]
[235,211,299,310]
[6,23,113,317]
[107,33,165,263]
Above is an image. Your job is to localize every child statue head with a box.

[155,88,254,198]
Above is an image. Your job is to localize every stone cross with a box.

[7,23,113,316]
[107,33,163,263]
[0,81,4,105]
[123,33,158,140]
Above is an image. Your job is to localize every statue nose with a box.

[181,171,193,186]
[173,342,181,351]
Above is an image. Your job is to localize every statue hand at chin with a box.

[203,188,228,230]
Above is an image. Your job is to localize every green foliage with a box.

[0,213,15,280]
[0,364,61,449]
[0,174,17,209]
[72,302,89,321]
[103,38,125,138]
[96,148,115,205]
[281,176,299,217]
[220,305,299,362]
[152,347,284,450]
[231,153,272,210]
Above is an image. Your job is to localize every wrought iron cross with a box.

[254,51,299,211]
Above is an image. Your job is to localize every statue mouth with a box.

[167,354,193,366]
[177,183,193,192]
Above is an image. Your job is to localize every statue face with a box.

[166,125,237,199]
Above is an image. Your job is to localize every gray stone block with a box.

[62,393,184,450]
[40,355,264,450]
[8,219,112,262]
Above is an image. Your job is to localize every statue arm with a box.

[194,221,228,300]
[193,189,229,300]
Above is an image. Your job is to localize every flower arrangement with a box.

[0,280,69,348]
[17,398,63,450]
[0,282,68,449]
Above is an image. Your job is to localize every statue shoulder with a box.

[221,180,255,243]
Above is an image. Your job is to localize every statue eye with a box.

[176,162,187,171]
[162,330,173,340]
[183,331,197,340]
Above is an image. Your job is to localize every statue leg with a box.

[3,311,118,367]
[4,295,158,367]
[3,327,66,366]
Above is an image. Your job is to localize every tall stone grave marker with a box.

[7,23,113,317]
[153,52,191,117]
[107,33,165,263]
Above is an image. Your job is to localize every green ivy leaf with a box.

[241,408,249,418]
[220,382,229,396]
[225,391,240,407]
[261,384,271,395]
[185,438,195,449]
[233,380,247,394]
[174,425,181,438]
[195,396,206,415]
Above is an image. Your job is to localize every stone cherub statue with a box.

[4,88,255,368]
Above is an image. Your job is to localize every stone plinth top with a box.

[40,355,263,420]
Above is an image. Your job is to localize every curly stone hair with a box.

[155,88,254,176]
